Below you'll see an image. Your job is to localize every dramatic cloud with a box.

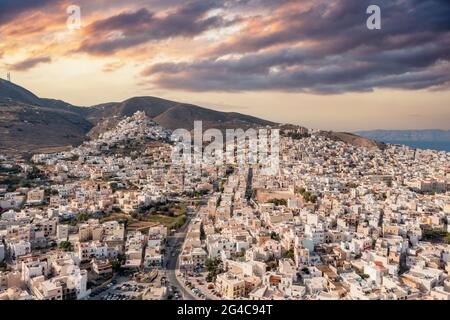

[0,0,59,24]
[1,0,449,95]
[76,0,232,55]
[10,56,52,71]
[142,0,450,93]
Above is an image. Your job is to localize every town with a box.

[1,111,449,300]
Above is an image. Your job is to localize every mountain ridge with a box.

[0,80,276,154]
[0,79,383,155]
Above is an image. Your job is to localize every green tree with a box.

[268,199,287,206]
[110,254,126,273]
[205,258,223,282]
[59,241,73,252]
[76,213,89,223]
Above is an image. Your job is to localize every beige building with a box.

[216,272,246,299]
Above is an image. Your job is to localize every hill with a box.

[0,101,93,156]
[0,79,384,154]
[0,78,87,115]
[86,96,274,137]
[320,131,386,150]
[0,79,92,155]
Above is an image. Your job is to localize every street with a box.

[164,214,198,300]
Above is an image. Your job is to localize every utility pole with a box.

[7,72,11,82]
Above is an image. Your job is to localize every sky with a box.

[0,0,449,131]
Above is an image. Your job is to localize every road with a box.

[164,214,197,300]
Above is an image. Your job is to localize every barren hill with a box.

[320,131,386,150]
[0,79,384,154]
[86,96,274,137]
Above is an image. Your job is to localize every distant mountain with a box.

[0,79,382,155]
[355,129,450,142]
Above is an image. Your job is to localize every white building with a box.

[8,241,31,258]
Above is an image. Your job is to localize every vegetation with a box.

[1,175,33,192]
[295,188,318,204]
[360,273,370,280]
[266,260,278,271]
[234,248,246,259]
[0,260,7,272]
[283,249,295,260]
[205,258,223,282]
[76,213,89,223]
[128,202,189,230]
[422,229,450,244]
[59,241,73,252]
[190,189,210,198]
[225,166,235,176]
[301,267,310,274]
[144,214,187,230]
[270,231,280,241]
[110,254,126,273]
[268,198,287,206]
[26,166,45,180]
[281,131,311,140]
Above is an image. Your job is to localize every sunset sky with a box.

[1,0,449,131]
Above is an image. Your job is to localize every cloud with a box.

[10,56,52,71]
[0,0,57,24]
[140,0,450,93]
[76,0,232,55]
[1,0,449,95]
[102,61,125,72]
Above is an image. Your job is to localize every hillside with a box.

[86,96,274,137]
[0,78,87,115]
[0,80,275,154]
[0,101,93,156]
[0,79,384,154]
[320,131,386,150]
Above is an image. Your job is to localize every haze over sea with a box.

[384,141,450,152]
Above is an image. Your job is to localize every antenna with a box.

[7,72,11,82]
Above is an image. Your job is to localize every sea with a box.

[383,140,450,152]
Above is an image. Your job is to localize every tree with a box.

[360,274,370,280]
[76,213,89,223]
[268,199,287,206]
[111,254,126,273]
[59,241,73,252]
[270,231,280,241]
[205,258,223,282]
